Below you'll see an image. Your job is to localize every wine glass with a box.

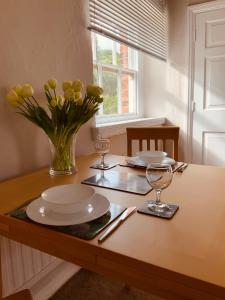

[94,138,110,169]
[146,162,173,212]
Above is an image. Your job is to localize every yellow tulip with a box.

[6,89,19,106]
[72,80,83,92]
[21,84,34,97]
[12,85,23,96]
[44,84,49,92]
[17,96,25,105]
[48,78,57,89]
[86,85,103,97]
[62,81,72,92]
[74,91,82,100]
[64,88,75,100]
[58,95,64,105]
[50,97,58,107]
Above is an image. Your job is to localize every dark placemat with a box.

[138,200,179,219]
[9,201,126,240]
[82,170,152,195]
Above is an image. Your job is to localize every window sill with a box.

[92,117,166,139]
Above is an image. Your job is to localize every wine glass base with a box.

[138,200,179,219]
[95,164,109,170]
[90,163,118,170]
[148,202,171,213]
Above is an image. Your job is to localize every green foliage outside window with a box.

[94,48,118,115]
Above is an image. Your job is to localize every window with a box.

[92,32,139,123]
[89,0,168,60]
[89,0,168,124]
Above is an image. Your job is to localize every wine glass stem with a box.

[156,190,161,205]
[100,153,105,166]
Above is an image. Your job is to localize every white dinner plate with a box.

[126,156,176,167]
[26,193,110,226]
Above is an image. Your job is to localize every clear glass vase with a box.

[49,133,77,176]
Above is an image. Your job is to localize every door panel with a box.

[205,56,225,110]
[202,132,225,166]
[206,19,225,47]
[192,8,225,166]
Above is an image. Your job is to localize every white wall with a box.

[0,0,94,181]
[142,0,213,161]
[0,0,215,181]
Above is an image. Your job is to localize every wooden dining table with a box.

[0,154,225,300]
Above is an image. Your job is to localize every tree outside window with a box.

[92,33,138,122]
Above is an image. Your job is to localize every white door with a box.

[192,7,225,166]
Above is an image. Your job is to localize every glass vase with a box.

[49,133,77,176]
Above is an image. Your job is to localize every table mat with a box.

[8,200,126,240]
[82,170,152,195]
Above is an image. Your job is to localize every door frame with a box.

[187,0,225,162]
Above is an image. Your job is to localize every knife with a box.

[173,162,185,173]
[177,163,188,173]
[98,206,136,243]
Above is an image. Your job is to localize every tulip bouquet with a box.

[6,79,103,175]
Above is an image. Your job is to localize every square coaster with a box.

[137,201,179,219]
[90,163,118,170]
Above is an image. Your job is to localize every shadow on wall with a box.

[0,0,93,181]
[0,88,50,180]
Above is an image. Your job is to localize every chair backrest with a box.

[126,126,180,160]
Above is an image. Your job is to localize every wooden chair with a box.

[126,126,180,160]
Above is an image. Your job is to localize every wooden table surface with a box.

[0,154,225,300]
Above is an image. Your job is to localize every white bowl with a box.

[41,184,95,214]
[136,151,167,164]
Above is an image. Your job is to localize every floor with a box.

[50,269,164,300]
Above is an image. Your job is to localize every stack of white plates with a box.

[26,184,110,226]
[126,151,176,167]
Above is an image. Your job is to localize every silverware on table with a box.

[173,163,185,173]
[177,163,188,173]
[98,206,136,243]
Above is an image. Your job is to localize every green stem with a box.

[53,89,57,99]
[49,133,76,173]
[32,96,40,106]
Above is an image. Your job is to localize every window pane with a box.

[93,66,98,85]
[102,70,118,115]
[92,34,96,62]
[116,43,128,68]
[91,32,138,121]
[96,34,113,64]
[121,73,135,113]
[116,42,137,70]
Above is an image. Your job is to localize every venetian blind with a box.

[88,0,168,60]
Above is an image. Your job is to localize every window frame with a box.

[92,32,142,124]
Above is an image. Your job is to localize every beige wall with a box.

[0,0,215,180]
[0,0,94,180]
[143,0,213,161]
